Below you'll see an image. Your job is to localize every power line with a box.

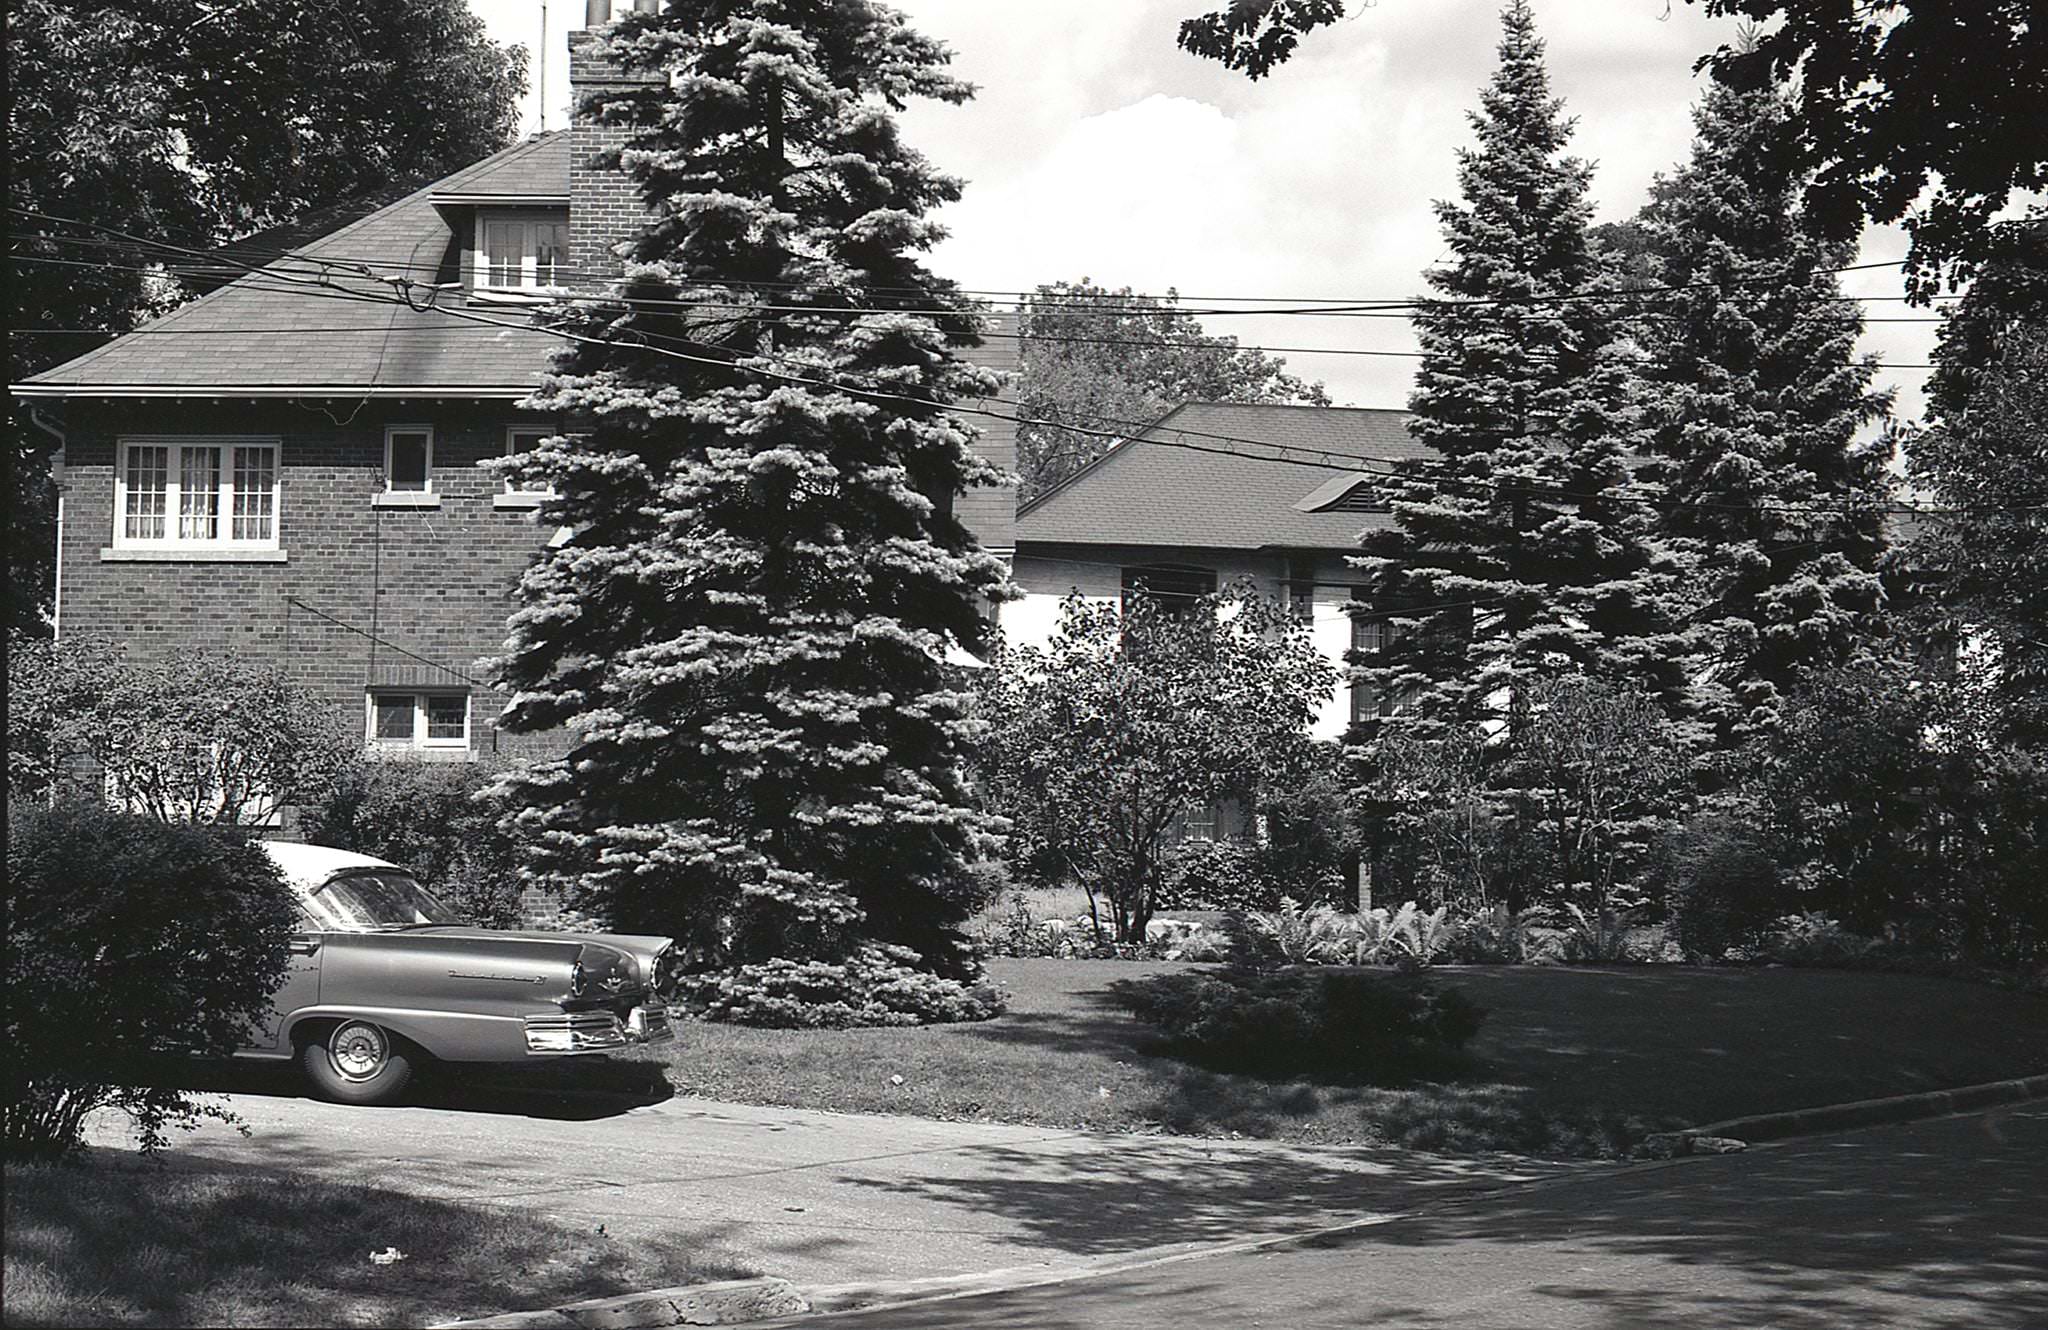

[9,249,1943,369]
[12,209,1935,311]
[26,211,2016,520]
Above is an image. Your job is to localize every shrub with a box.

[677,944,1007,1028]
[1105,969,1484,1084]
[299,758,523,927]
[7,636,355,824]
[1159,839,1286,913]
[1651,813,1789,960]
[5,804,297,1160]
[1752,913,1882,968]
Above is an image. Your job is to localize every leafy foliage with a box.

[486,1,1010,1015]
[1106,968,1484,1083]
[1689,0,2048,299]
[977,583,1335,942]
[1505,676,1690,912]
[7,0,528,633]
[298,758,524,928]
[7,636,355,825]
[5,804,296,1160]
[1175,1,1346,80]
[1648,812,1788,960]
[1017,280,1328,498]
[1906,327,2048,746]
[1752,656,2048,967]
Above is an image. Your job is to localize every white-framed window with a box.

[383,425,434,494]
[475,213,570,294]
[503,425,555,494]
[114,436,280,550]
[366,690,471,751]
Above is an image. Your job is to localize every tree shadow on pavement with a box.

[820,1107,2048,1330]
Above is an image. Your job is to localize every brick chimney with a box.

[569,0,664,281]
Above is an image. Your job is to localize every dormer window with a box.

[474,212,570,298]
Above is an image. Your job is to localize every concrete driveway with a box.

[82,1062,1580,1288]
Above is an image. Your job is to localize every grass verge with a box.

[3,1154,754,1329]
[650,959,2048,1158]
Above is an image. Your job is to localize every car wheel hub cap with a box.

[331,1023,386,1080]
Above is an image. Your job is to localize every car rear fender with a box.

[283,1005,532,1063]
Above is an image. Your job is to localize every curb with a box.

[1639,1071,2048,1157]
[435,1073,2048,1330]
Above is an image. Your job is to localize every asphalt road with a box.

[80,1061,1578,1288]
[781,1105,2048,1330]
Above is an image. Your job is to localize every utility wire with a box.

[24,212,2019,520]
[7,250,1944,370]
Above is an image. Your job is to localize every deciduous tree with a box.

[978,585,1334,942]
[1017,281,1328,500]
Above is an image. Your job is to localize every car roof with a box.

[259,841,408,890]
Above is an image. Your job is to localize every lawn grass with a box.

[651,960,2048,1158]
[3,1155,754,1329]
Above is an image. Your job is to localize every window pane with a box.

[424,695,467,741]
[124,445,168,540]
[232,446,276,540]
[372,695,414,742]
[506,429,550,491]
[179,446,221,541]
[534,224,568,286]
[485,221,521,287]
[388,432,429,491]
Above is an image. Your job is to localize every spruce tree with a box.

[487,3,1011,1011]
[1633,73,1894,746]
[1355,0,1691,738]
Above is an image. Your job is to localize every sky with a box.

[470,0,1940,424]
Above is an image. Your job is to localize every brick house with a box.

[1008,401,1429,744]
[15,4,1017,777]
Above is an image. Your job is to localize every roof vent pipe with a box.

[584,0,656,25]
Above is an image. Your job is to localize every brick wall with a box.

[568,30,662,281]
[58,400,562,764]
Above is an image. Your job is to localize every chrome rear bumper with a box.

[524,1004,674,1055]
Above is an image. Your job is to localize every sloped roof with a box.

[18,134,572,396]
[1016,402,1434,552]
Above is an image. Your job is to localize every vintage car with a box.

[241,842,676,1105]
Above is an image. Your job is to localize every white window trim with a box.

[494,424,557,508]
[112,435,281,552]
[472,212,570,302]
[382,424,435,495]
[365,690,471,752]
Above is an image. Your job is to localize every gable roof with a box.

[1016,402,1433,551]
[17,134,572,397]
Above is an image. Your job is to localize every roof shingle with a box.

[1015,402,1433,552]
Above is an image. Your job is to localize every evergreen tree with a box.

[1633,73,1894,746]
[1355,0,1691,739]
[487,2,1011,1010]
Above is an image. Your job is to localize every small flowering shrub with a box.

[1105,969,1485,1083]
[678,944,1007,1028]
